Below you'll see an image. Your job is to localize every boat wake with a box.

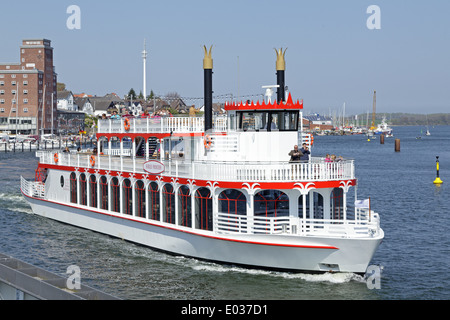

[186,258,365,284]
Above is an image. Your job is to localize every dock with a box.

[0,253,120,300]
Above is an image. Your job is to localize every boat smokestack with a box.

[203,45,213,132]
[275,48,287,103]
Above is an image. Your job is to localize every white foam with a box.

[188,259,365,284]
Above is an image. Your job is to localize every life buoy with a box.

[124,118,131,131]
[54,153,59,163]
[90,155,96,167]
[204,135,212,149]
[310,134,314,146]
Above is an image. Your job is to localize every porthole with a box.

[60,175,64,188]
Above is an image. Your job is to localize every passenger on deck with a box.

[288,145,302,162]
[110,111,120,120]
[300,143,310,161]
[141,109,150,118]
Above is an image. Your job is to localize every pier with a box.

[0,253,120,300]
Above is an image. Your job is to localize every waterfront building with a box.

[0,39,57,135]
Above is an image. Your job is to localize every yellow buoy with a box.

[434,156,443,184]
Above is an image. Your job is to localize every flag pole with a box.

[369,197,371,222]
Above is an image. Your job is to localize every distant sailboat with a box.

[425,115,431,136]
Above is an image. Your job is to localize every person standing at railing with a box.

[299,143,310,161]
[141,109,150,118]
[288,145,303,163]
[110,110,120,120]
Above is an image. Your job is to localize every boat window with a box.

[89,175,97,208]
[60,175,64,188]
[79,173,87,206]
[195,187,212,231]
[162,184,175,224]
[331,188,343,220]
[238,111,298,131]
[254,190,289,217]
[178,185,191,227]
[100,176,108,210]
[70,172,77,204]
[240,112,268,131]
[135,180,145,218]
[123,179,132,215]
[148,182,160,221]
[218,189,247,216]
[111,177,120,213]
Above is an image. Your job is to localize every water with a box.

[0,126,449,300]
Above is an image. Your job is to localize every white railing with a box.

[97,116,228,135]
[21,176,45,199]
[38,151,355,182]
[214,210,380,238]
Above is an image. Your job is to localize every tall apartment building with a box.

[0,39,57,135]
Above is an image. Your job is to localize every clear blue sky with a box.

[1,0,449,115]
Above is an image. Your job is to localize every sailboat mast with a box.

[370,90,376,130]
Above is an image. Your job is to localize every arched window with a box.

[178,185,191,227]
[123,179,132,215]
[162,184,175,224]
[195,187,212,231]
[331,188,343,220]
[148,182,160,221]
[79,173,87,206]
[111,177,120,213]
[135,180,146,218]
[311,191,324,219]
[70,172,77,204]
[254,190,289,217]
[218,189,246,216]
[100,176,108,210]
[89,175,97,208]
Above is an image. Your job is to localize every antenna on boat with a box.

[261,85,279,104]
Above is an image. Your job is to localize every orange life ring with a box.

[54,153,59,163]
[90,155,96,167]
[204,135,212,149]
[310,134,314,146]
[124,118,131,131]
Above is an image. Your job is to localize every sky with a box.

[0,0,449,115]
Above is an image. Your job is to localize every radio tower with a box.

[142,39,148,101]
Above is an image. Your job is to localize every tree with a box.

[127,88,137,100]
[57,82,66,91]
[147,90,155,100]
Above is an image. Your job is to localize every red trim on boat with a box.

[21,190,339,250]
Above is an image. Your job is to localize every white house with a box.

[57,91,78,111]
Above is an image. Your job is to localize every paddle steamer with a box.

[21,47,383,274]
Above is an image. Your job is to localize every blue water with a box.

[0,126,449,300]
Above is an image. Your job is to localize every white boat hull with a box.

[22,191,383,274]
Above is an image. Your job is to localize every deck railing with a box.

[21,176,45,199]
[37,151,355,182]
[97,117,227,135]
[214,210,380,238]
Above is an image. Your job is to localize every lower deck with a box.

[25,165,381,240]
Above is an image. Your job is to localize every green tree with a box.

[127,88,137,100]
